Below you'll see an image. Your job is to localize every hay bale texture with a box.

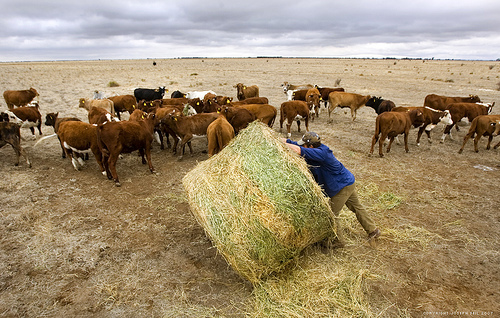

[182,121,336,283]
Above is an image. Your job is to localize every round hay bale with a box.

[182,121,336,282]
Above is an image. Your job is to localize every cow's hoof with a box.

[114,182,121,187]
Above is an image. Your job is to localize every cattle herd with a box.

[1,83,499,186]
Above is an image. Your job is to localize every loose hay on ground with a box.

[182,121,336,283]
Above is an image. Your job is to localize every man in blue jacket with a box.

[284,131,380,245]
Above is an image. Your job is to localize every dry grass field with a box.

[0,58,499,317]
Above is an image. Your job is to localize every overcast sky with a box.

[1,0,499,62]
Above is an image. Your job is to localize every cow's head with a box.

[365,96,382,109]
[468,94,481,103]
[2,111,23,124]
[235,83,245,99]
[281,82,290,93]
[45,112,59,126]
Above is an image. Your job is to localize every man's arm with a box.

[281,138,302,155]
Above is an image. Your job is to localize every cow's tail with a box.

[96,124,110,156]
[466,117,479,138]
[268,110,277,129]
[34,133,57,146]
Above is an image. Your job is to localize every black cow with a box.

[366,96,396,115]
[171,90,186,98]
[134,87,167,102]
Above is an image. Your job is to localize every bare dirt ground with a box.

[0,58,499,317]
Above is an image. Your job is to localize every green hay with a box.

[182,122,335,283]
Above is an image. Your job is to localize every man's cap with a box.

[297,131,321,145]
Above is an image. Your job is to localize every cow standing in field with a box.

[3,88,39,109]
[5,105,43,136]
[370,109,424,157]
[0,122,31,167]
[281,82,313,94]
[45,112,82,158]
[365,96,396,115]
[328,92,371,121]
[280,100,312,138]
[216,105,256,134]
[108,95,137,120]
[134,87,167,102]
[235,83,259,101]
[79,98,115,116]
[315,86,345,108]
[458,115,500,153]
[424,94,481,111]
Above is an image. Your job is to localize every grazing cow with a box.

[171,90,186,98]
[441,102,494,142]
[365,96,396,115]
[315,86,345,108]
[458,115,500,153]
[206,116,235,157]
[185,90,217,100]
[281,82,313,93]
[108,95,137,120]
[161,112,220,159]
[56,121,105,173]
[216,105,256,134]
[88,107,119,125]
[236,104,277,128]
[424,94,481,111]
[7,105,43,136]
[79,98,115,115]
[0,122,31,167]
[235,83,259,101]
[328,92,371,121]
[3,87,39,109]
[45,112,82,158]
[97,113,158,186]
[134,87,167,102]
[280,101,312,138]
[392,106,453,145]
[370,109,424,157]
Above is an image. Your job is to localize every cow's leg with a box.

[145,145,155,173]
[369,133,379,157]
[91,146,106,175]
[493,140,500,149]
[29,127,35,135]
[404,132,410,153]
[486,135,493,150]
[139,148,146,164]
[458,133,472,154]
[387,137,395,153]
[37,122,42,135]
[416,126,425,146]
[473,134,481,153]
[296,120,301,133]
[351,108,356,121]
[107,151,121,186]
[378,133,388,157]
[305,117,309,132]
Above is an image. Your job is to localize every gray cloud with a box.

[0,0,499,61]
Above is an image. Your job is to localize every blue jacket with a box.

[287,140,355,197]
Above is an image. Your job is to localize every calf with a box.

[56,121,105,173]
[0,122,31,167]
[315,86,345,108]
[45,112,82,158]
[392,106,453,145]
[424,94,481,111]
[280,101,311,138]
[3,87,39,109]
[79,98,115,115]
[108,95,137,120]
[370,109,424,157]
[216,105,256,134]
[206,116,235,157]
[7,105,43,136]
[97,113,158,186]
[441,102,494,142]
[365,96,396,115]
[134,87,166,102]
[161,112,220,159]
[458,115,500,153]
[236,104,277,128]
[328,92,371,121]
[305,88,321,119]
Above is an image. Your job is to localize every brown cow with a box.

[423,94,481,111]
[441,102,494,142]
[236,104,277,128]
[280,101,312,138]
[315,86,345,108]
[370,109,424,157]
[3,88,39,109]
[392,106,453,145]
[206,116,235,157]
[235,83,259,101]
[79,98,115,115]
[108,95,137,120]
[230,96,269,106]
[45,112,82,158]
[305,88,321,119]
[458,115,500,153]
[161,112,220,159]
[216,105,256,134]
[328,92,371,121]
[97,113,158,186]
[56,121,105,173]
[7,105,43,136]
[0,122,31,167]
[88,107,119,125]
